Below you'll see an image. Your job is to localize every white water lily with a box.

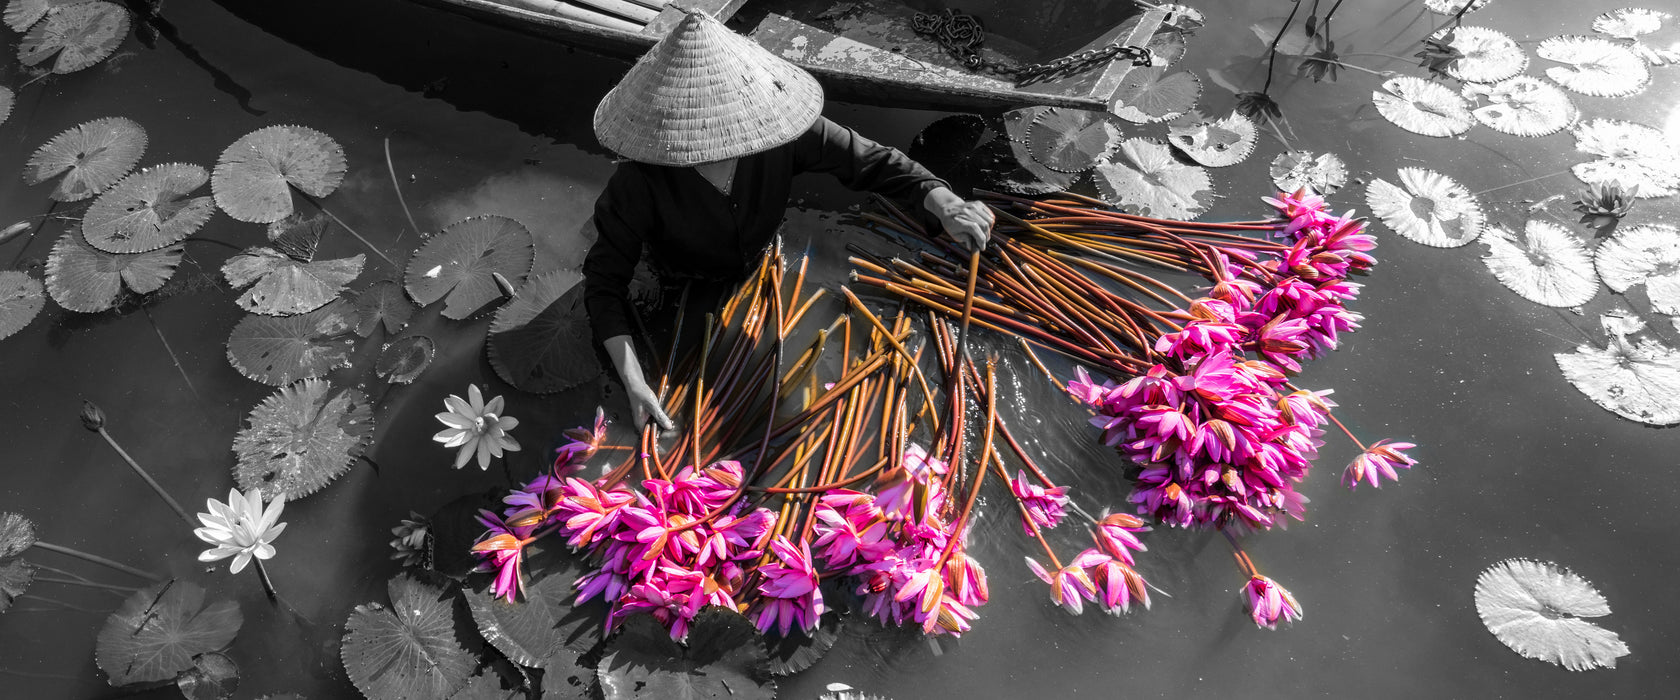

[433,384,521,470]
[194,488,287,574]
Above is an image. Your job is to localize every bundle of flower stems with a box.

[852,189,1419,628]
[471,243,1152,641]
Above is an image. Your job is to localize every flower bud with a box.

[80,400,106,431]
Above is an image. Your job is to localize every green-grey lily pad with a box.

[223,243,364,317]
[4,0,80,32]
[23,117,146,202]
[342,573,476,700]
[175,652,239,700]
[0,271,46,340]
[404,215,534,320]
[464,542,603,669]
[212,125,346,224]
[375,335,435,385]
[0,512,37,558]
[95,580,243,686]
[0,559,34,614]
[45,232,182,312]
[17,1,128,75]
[82,162,216,254]
[225,298,357,386]
[597,609,774,700]
[232,377,373,500]
[354,279,416,337]
[486,270,600,394]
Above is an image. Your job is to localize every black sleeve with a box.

[792,116,951,214]
[583,165,654,345]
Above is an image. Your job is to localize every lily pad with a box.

[1571,119,1680,198]
[1556,314,1680,425]
[232,377,373,500]
[45,232,182,312]
[0,87,13,127]
[95,580,243,686]
[212,125,347,224]
[0,559,34,614]
[0,512,36,558]
[1538,36,1649,98]
[23,116,146,202]
[1108,67,1201,124]
[82,163,216,254]
[765,614,840,676]
[1424,0,1490,13]
[464,544,600,668]
[1372,75,1474,138]
[1594,8,1670,39]
[1166,111,1255,168]
[1364,168,1484,247]
[450,670,522,700]
[1091,138,1214,220]
[1474,559,1630,671]
[1480,221,1598,308]
[1463,77,1577,138]
[176,652,239,700]
[597,609,775,700]
[223,242,364,318]
[1269,151,1348,195]
[17,1,128,75]
[405,215,535,320]
[225,298,358,386]
[1595,224,1680,315]
[376,335,435,385]
[354,280,417,337]
[1439,26,1527,83]
[0,271,45,340]
[4,0,79,32]
[487,270,601,394]
[1026,108,1123,173]
[342,573,476,700]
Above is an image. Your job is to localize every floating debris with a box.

[0,271,45,341]
[1462,76,1577,137]
[1475,559,1630,671]
[95,580,242,686]
[1269,150,1349,194]
[1026,107,1124,173]
[232,378,373,499]
[212,125,347,224]
[1424,0,1490,14]
[82,163,216,254]
[1594,223,1680,314]
[1571,118,1680,198]
[1091,138,1214,220]
[1537,36,1650,98]
[1166,111,1256,168]
[222,218,365,317]
[1556,312,1680,425]
[486,270,600,394]
[1108,67,1202,124]
[224,298,357,385]
[352,279,416,337]
[1364,168,1484,247]
[375,335,434,385]
[16,1,128,75]
[45,233,182,312]
[403,214,534,320]
[1439,26,1528,83]
[23,116,146,202]
[1480,221,1598,308]
[1591,8,1669,39]
[342,574,476,700]
[1372,75,1474,138]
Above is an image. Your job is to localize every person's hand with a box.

[924,187,994,251]
[624,373,675,432]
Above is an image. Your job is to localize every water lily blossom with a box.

[194,487,287,575]
[1243,574,1304,629]
[434,384,522,470]
[1342,439,1417,490]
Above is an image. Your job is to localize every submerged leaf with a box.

[1166,111,1256,168]
[16,1,128,74]
[1594,224,1680,315]
[1364,168,1484,247]
[223,248,364,317]
[1439,26,1527,83]
[0,87,13,127]
[1026,107,1123,173]
[1556,322,1680,425]
[175,652,239,700]
[1463,77,1577,137]
[23,116,146,202]
[232,378,373,500]
[95,580,243,686]
[0,271,45,341]
[45,233,182,312]
[1475,559,1630,670]
[225,298,357,385]
[1269,150,1348,194]
[82,163,215,254]
[353,280,417,337]
[0,512,37,558]
[995,107,1079,194]
[463,545,600,668]
[1537,36,1649,98]
[1091,138,1213,220]
[1593,8,1670,39]
[404,215,535,320]
[1571,119,1680,198]
[1108,67,1201,123]
[487,270,601,394]
[0,559,33,614]
[598,609,775,700]
[342,573,476,700]
[1372,75,1474,138]
[212,125,347,224]
[375,335,434,385]
[1480,221,1598,307]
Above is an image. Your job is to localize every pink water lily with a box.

[1342,439,1417,490]
[1243,574,1303,629]
[1010,471,1070,533]
[752,536,824,636]
[1025,552,1105,615]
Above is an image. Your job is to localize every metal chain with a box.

[910,9,1155,86]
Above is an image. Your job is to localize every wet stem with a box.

[295,189,397,268]
[94,425,197,528]
[1261,0,1306,95]
[252,558,278,602]
[31,541,162,582]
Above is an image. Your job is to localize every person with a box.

[583,11,992,432]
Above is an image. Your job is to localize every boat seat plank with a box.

[570,0,656,24]
[492,0,642,32]
[643,0,748,36]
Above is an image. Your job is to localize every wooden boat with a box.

[408,0,1170,113]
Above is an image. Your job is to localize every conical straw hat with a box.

[593,11,825,166]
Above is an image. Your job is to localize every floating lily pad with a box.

[4,0,79,32]
[23,116,146,202]
[17,1,128,74]
[765,613,840,676]
[223,240,364,317]
[82,163,215,254]
[1594,8,1669,38]
[1571,119,1680,198]
[0,559,34,614]
[1480,221,1598,308]
[0,271,45,340]
[1556,314,1680,425]
[1091,138,1214,220]
[405,215,535,320]
[1166,111,1255,168]
[464,544,600,668]
[1475,559,1630,671]
[354,280,417,337]
[232,377,373,500]
[1595,224,1680,315]
[1439,26,1527,83]
[908,114,1065,195]
[225,298,357,385]
[1000,105,1042,145]
[1424,0,1490,13]
[176,652,239,700]
[0,512,35,559]
[821,692,891,700]
[0,87,13,127]
[1538,36,1649,98]
[1026,108,1123,173]
[1364,168,1484,247]
[1372,75,1474,138]
[1108,67,1201,124]
[376,335,434,385]
[487,270,601,394]
[450,670,522,700]
[342,573,476,700]
[95,580,243,686]
[212,125,347,224]
[1463,77,1577,137]
[1269,151,1348,194]
[45,233,182,312]
[597,609,775,700]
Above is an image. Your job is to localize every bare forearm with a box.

[603,334,645,386]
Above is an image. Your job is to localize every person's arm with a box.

[601,334,674,431]
[584,167,673,431]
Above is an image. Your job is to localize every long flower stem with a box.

[297,190,397,267]
[31,542,161,581]
[1470,169,1571,197]
[35,576,139,593]
[252,558,279,602]
[384,136,423,240]
[140,306,201,404]
[1262,0,1305,95]
[95,427,196,528]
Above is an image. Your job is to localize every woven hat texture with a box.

[593,11,824,165]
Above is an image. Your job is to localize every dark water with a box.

[1,0,1677,697]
